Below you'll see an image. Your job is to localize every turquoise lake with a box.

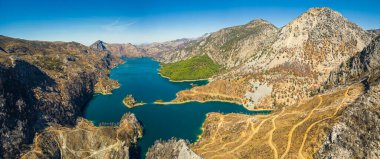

[83,58,271,158]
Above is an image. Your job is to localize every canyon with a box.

[0,6,379,159]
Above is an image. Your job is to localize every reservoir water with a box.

[83,58,270,158]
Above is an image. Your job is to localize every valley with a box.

[0,5,379,159]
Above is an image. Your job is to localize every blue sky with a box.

[0,0,379,45]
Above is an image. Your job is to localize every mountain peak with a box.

[305,7,342,17]
[246,19,273,27]
[90,40,108,51]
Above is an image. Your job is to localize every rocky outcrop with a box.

[94,77,120,95]
[316,80,380,158]
[21,113,143,159]
[147,139,202,159]
[315,33,380,159]
[369,29,380,37]
[90,40,108,51]
[0,35,117,158]
[324,36,380,88]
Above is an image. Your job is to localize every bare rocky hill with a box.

[0,35,120,158]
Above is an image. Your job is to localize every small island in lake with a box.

[123,94,146,108]
[153,99,165,104]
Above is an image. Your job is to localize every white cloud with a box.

[102,18,137,32]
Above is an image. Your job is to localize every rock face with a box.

[21,113,143,159]
[165,7,374,110]
[315,35,380,158]
[0,35,117,158]
[90,40,108,51]
[324,36,380,88]
[146,139,202,159]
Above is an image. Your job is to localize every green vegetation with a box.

[159,55,221,81]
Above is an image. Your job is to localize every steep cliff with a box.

[324,36,380,88]
[21,113,143,159]
[0,35,117,158]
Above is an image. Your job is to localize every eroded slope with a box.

[21,113,142,159]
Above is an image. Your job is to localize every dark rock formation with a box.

[90,40,108,51]
[146,139,202,159]
[21,113,143,159]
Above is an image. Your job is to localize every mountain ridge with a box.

[164,7,373,110]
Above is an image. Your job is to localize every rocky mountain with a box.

[90,40,146,58]
[89,38,200,59]
[156,19,278,68]
[21,113,142,159]
[90,40,108,51]
[138,38,199,60]
[167,7,373,110]
[0,35,119,158]
[146,139,202,159]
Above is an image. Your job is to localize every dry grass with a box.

[172,78,250,105]
[191,83,364,159]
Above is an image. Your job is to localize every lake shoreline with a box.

[154,100,273,111]
[157,71,210,82]
[84,58,271,159]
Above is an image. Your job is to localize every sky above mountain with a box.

[0,0,379,45]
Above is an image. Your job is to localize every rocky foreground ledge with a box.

[146,139,202,159]
[21,113,142,159]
